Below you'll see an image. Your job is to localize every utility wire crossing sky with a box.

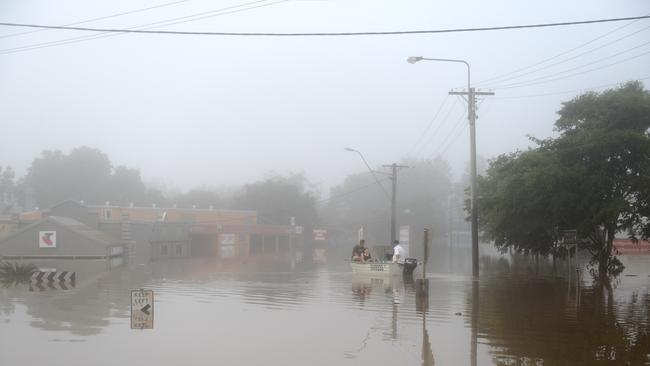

[0,15,649,37]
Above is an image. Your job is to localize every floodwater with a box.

[1,251,649,366]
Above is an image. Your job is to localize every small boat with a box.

[350,258,421,277]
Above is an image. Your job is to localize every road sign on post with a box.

[313,229,327,241]
[131,289,154,329]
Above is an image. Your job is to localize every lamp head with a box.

[407,56,423,64]
[344,147,356,152]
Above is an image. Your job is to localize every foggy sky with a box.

[1,0,648,195]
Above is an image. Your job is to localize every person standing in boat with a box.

[392,239,406,264]
[351,239,365,262]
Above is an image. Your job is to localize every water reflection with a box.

[477,256,650,365]
[0,255,648,365]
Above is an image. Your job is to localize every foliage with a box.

[173,186,221,209]
[0,165,16,213]
[476,81,650,276]
[23,146,161,208]
[0,261,37,287]
[233,173,319,228]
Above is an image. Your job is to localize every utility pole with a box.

[449,87,494,277]
[382,163,409,245]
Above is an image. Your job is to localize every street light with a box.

[343,147,390,199]
[407,56,479,278]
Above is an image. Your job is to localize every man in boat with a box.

[351,239,365,262]
[392,239,405,264]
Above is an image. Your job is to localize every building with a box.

[0,215,123,260]
[8,200,304,264]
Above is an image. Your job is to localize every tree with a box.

[0,166,16,212]
[173,186,221,209]
[233,173,319,227]
[109,166,147,206]
[477,81,650,276]
[24,146,156,208]
[323,157,452,250]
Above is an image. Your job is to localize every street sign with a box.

[131,289,154,329]
[313,229,327,241]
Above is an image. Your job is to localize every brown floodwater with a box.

[1,250,648,365]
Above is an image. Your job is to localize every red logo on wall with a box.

[39,231,57,248]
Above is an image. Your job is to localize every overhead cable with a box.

[474,16,648,85]
[0,15,648,37]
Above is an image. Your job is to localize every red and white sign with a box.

[39,231,56,248]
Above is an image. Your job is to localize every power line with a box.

[492,76,650,100]
[420,96,466,158]
[430,97,486,159]
[0,0,287,55]
[429,109,467,159]
[407,94,449,156]
[487,40,650,89]
[0,0,189,40]
[0,15,648,37]
[414,97,461,156]
[476,24,650,87]
[492,48,650,90]
[474,16,648,86]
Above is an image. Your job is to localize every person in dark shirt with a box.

[351,239,365,262]
[362,247,372,262]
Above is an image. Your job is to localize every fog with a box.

[1,0,648,194]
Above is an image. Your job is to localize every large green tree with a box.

[477,82,650,276]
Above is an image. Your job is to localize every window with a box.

[160,244,168,256]
[176,244,183,256]
[103,209,112,220]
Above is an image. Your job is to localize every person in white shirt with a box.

[392,240,405,264]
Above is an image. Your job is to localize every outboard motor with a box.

[402,258,418,276]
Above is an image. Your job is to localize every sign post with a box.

[131,289,154,329]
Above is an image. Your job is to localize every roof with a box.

[86,204,256,215]
[0,215,119,247]
[48,216,118,245]
[190,223,293,235]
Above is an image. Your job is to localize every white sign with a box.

[220,234,236,245]
[131,289,154,329]
[39,231,56,248]
[295,226,303,234]
[313,229,327,241]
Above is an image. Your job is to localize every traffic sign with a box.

[313,229,327,241]
[131,289,154,329]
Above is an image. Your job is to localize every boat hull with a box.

[350,261,421,277]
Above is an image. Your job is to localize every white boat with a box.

[350,260,422,277]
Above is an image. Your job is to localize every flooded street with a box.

[1,252,648,366]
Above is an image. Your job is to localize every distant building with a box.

[10,200,304,264]
[0,216,123,260]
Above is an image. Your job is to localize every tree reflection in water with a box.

[474,259,650,365]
